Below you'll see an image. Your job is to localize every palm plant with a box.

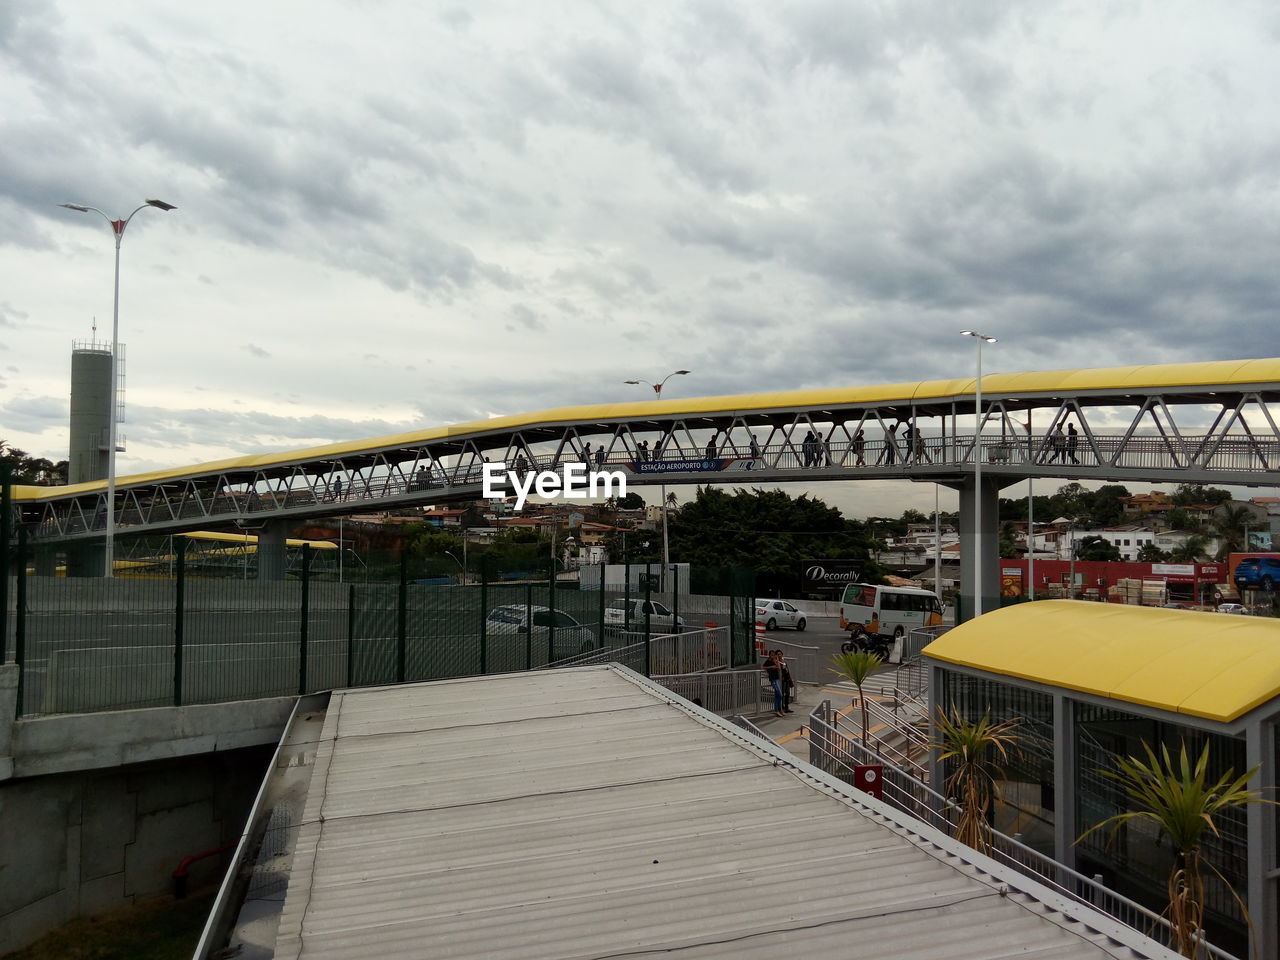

[1079,741,1272,959]
[930,706,1021,855]
[1169,533,1210,563]
[829,650,883,747]
[1211,504,1252,559]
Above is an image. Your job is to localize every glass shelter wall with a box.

[1074,702,1248,956]
[939,672,1056,857]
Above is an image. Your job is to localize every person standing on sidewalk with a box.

[776,649,795,713]
[762,650,785,717]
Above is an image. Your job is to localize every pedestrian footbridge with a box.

[8,357,1280,610]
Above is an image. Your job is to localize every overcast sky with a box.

[3,1,1279,518]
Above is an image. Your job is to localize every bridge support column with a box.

[257,521,289,581]
[954,475,1003,624]
[64,542,105,578]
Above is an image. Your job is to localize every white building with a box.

[1057,526,1159,562]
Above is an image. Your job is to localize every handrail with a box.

[21,428,1280,541]
[807,702,1241,960]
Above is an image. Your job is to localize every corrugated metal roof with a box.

[271,666,1177,960]
[923,600,1280,723]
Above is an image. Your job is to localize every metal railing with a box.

[860,694,929,778]
[19,427,1280,541]
[807,701,1240,960]
[765,636,820,684]
[543,626,729,676]
[658,670,764,716]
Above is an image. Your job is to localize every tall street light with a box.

[59,198,177,577]
[623,370,690,590]
[960,330,997,618]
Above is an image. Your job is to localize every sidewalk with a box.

[749,667,917,763]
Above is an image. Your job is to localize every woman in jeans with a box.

[762,651,785,717]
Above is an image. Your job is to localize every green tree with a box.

[1076,535,1122,561]
[403,524,462,557]
[1166,509,1196,532]
[667,487,880,594]
[0,442,68,485]
[1173,483,1231,508]
[998,521,1018,558]
[931,707,1021,855]
[1211,504,1253,560]
[1087,485,1132,526]
[830,651,884,747]
[1137,542,1170,563]
[1079,742,1273,958]
[618,491,645,509]
[1169,535,1210,563]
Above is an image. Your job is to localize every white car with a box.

[485,604,598,659]
[603,599,685,634]
[755,599,808,631]
[1217,602,1247,615]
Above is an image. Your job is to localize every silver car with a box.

[485,604,598,661]
[603,599,686,634]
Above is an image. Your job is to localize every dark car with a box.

[1233,556,1280,591]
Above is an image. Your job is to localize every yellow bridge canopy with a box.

[923,600,1280,723]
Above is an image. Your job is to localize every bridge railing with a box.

[17,426,1280,541]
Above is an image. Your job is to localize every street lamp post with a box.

[623,370,690,591]
[59,198,177,577]
[960,330,997,618]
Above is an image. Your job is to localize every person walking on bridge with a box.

[852,428,866,466]
[1066,423,1080,464]
[877,423,898,465]
[1047,426,1066,464]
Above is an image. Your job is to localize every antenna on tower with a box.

[92,316,97,338]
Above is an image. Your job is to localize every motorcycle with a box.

[840,627,893,661]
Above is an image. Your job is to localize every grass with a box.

[2,891,216,960]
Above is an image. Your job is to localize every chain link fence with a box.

[3,542,756,718]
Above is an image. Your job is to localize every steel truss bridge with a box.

[11,358,1280,550]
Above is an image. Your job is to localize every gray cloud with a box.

[0,0,1276,501]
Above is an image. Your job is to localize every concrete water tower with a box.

[68,339,124,484]
[63,338,125,576]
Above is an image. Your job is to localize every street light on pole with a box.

[59,198,177,577]
[960,330,997,618]
[623,370,690,590]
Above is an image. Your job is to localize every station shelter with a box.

[924,601,1280,958]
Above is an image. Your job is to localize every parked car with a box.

[603,599,685,634]
[1233,556,1280,591]
[1217,602,1248,615]
[485,604,597,660]
[754,599,807,631]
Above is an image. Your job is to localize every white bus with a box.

[839,583,943,649]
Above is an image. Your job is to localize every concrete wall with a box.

[0,744,274,954]
[0,668,294,951]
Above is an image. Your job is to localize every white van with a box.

[839,583,943,644]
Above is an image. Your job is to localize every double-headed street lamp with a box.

[623,370,690,588]
[59,198,177,577]
[960,330,997,617]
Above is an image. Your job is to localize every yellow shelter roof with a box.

[923,600,1280,724]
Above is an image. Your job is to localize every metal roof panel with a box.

[267,666,1180,960]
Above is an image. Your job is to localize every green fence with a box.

[2,543,755,718]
